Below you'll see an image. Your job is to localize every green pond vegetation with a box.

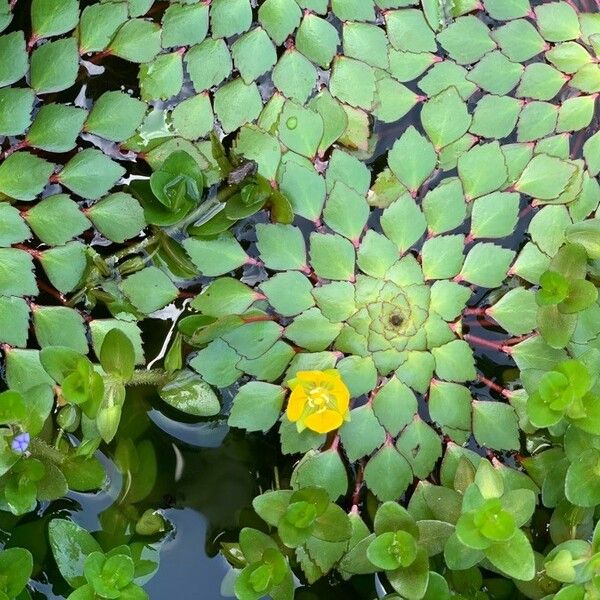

[0,0,599,598]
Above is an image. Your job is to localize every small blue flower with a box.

[11,432,30,454]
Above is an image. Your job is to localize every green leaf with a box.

[0,203,29,247]
[466,51,523,96]
[484,529,534,581]
[139,52,183,101]
[457,141,508,201]
[388,126,436,193]
[86,91,146,142]
[261,271,315,316]
[386,9,436,52]
[78,2,128,54]
[100,328,135,380]
[272,48,318,105]
[546,41,592,74]
[291,449,348,501]
[33,306,87,354]
[430,280,471,321]
[516,63,567,101]
[108,18,161,63]
[330,56,375,110]
[421,235,465,280]
[258,0,301,44]
[231,27,276,84]
[364,445,412,501]
[421,87,471,150]
[185,38,232,94]
[534,1,580,42]
[372,377,417,436]
[557,96,595,133]
[323,182,369,243]
[0,88,34,136]
[565,448,600,507]
[584,130,600,177]
[380,194,427,254]
[191,277,256,318]
[30,38,79,94]
[277,101,323,159]
[0,548,32,598]
[488,287,538,335]
[31,0,78,37]
[184,233,247,276]
[339,405,386,462]
[27,103,87,153]
[229,382,285,432]
[326,148,371,195]
[343,21,388,69]
[491,19,546,62]
[482,0,530,20]
[39,242,87,294]
[172,94,213,141]
[309,233,355,281]
[0,151,53,201]
[87,193,145,243]
[397,418,442,478]
[159,369,220,417]
[59,149,125,200]
[437,16,496,64]
[213,78,262,134]
[515,154,576,200]
[121,266,178,313]
[432,339,476,382]
[0,296,29,347]
[91,320,144,365]
[517,101,558,143]
[0,248,37,296]
[294,15,339,70]
[470,95,521,140]
[421,178,465,235]
[470,192,519,239]
[429,381,471,443]
[565,220,600,259]
[0,32,27,87]
[48,519,102,588]
[161,3,208,48]
[472,401,520,450]
[256,224,307,271]
[459,243,515,288]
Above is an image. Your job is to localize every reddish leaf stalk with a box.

[477,373,512,398]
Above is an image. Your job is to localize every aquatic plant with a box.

[0,0,599,598]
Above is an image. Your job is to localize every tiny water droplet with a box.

[286,116,298,130]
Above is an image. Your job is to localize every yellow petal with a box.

[286,387,306,422]
[304,410,343,434]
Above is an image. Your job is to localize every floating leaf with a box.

[58,149,125,200]
[214,78,262,134]
[258,0,301,44]
[139,52,183,101]
[26,103,87,153]
[108,18,161,63]
[30,38,79,94]
[457,142,508,201]
[0,32,27,87]
[272,49,318,105]
[437,16,496,64]
[161,3,208,48]
[31,0,79,38]
[121,266,178,313]
[0,152,53,201]
[86,91,146,142]
[472,401,520,450]
[330,56,375,110]
[160,370,220,417]
[186,38,232,93]
[459,243,515,288]
[515,155,576,200]
[388,126,436,193]
[386,9,436,53]
[421,86,471,150]
[295,15,339,70]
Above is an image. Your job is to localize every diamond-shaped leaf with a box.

[388,126,436,193]
[458,141,508,201]
[421,86,471,150]
[459,243,515,288]
[309,233,355,281]
[0,152,53,201]
[121,266,178,314]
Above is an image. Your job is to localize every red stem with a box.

[464,333,512,353]
[350,461,365,512]
[463,307,488,316]
[477,373,512,398]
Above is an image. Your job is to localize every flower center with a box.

[389,313,403,327]
[307,386,333,410]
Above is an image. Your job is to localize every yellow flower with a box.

[286,370,350,434]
